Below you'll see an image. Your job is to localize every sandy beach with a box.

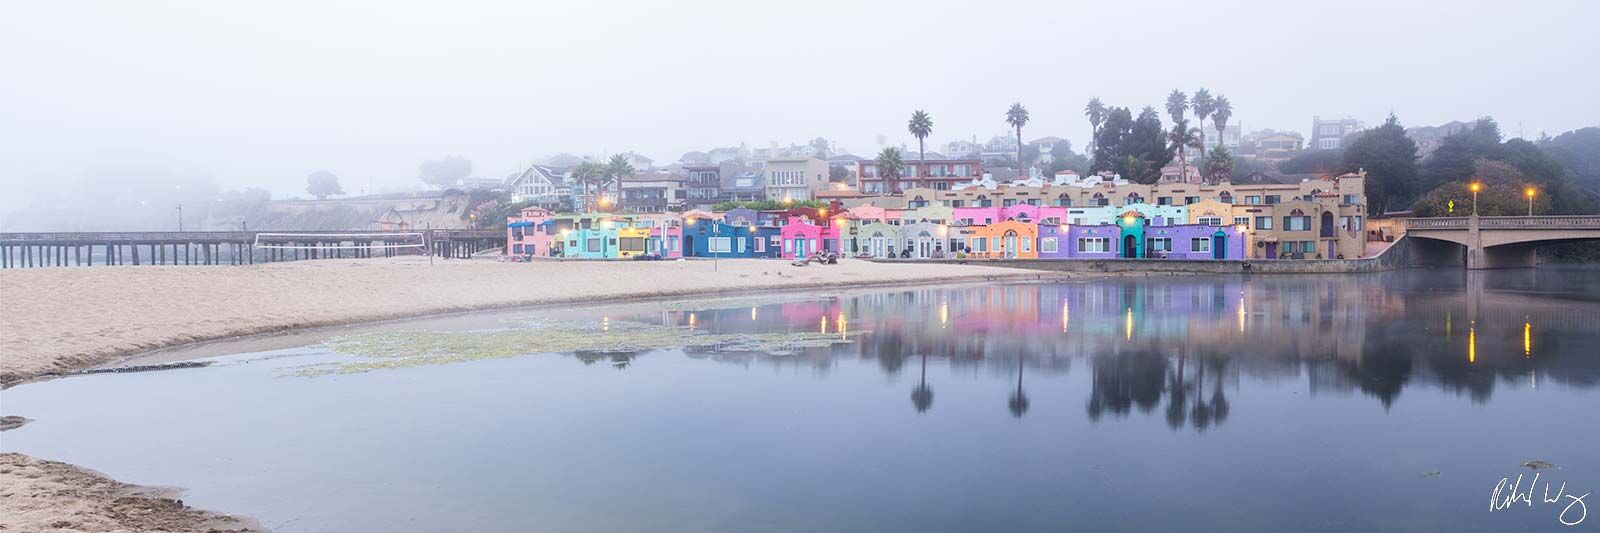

[0,256,1038,531]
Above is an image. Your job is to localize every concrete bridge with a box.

[1404,216,1600,269]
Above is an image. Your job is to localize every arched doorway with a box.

[1320,211,1335,238]
[1123,235,1138,258]
[683,235,695,257]
[917,231,933,258]
[1003,230,1019,258]
[870,231,887,258]
[1212,231,1227,259]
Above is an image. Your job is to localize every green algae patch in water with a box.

[298,319,860,376]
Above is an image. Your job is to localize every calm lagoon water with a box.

[3,269,1598,532]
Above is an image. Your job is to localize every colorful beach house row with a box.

[842,204,1243,260]
[507,203,1245,260]
[506,207,844,260]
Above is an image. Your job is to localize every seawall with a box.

[870,236,1417,274]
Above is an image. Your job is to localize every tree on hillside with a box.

[809,137,832,159]
[1540,127,1600,189]
[1006,103,1030,163]
[1085,97,1107,153]
[1422,118,1502,190]
[908,110,934,175]
[1412,180,1546,217]
[1125,107,1173,183]
[1092,107,1135,173]
[418,156,472,188]
[1203,145,1234,183]
[1341,114,1420,215]
[306,171,343,199]
[1280,149,1347,175]
[875,147,905,194]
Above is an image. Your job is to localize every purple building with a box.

[1045,223,1244,259]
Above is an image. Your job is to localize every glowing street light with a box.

[1525,186,1536,216]
[1469,182,1482,216]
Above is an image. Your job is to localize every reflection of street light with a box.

[1525,186,1536,216]
[1469,182,1482,216]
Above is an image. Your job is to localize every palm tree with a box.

[1192,89,1215,165]
[1167,119,1201,183]
[1085,97,1106,152]
[1211,95,1233,152]
[911,353,934,413]
[1005,102,1030,164]
[908,110,933,188]
[569,160,603,211]
[1164,90,1188,124]
[875,147,905,195]
[602,154,635,210]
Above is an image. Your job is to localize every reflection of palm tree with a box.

[1164,352,1188,429]
[1210,360,1229,425]
[1191,358,1213,431]
[911,353,934,413]
[1008,357,1029,418]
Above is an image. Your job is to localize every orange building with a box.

[963,220,1038,259]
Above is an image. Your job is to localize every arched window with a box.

[1093,192,1108,206]
[1126,193,1142,205]
[1056,194,1072,207]
[1219,191,1233,204]
[1290,208,1305,216]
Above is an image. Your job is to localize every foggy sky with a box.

[2,0,1597,211]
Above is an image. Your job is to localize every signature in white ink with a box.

[1491,472,1590,526]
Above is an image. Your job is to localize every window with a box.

[1185,196,1200,205]
[1265,195,1281,204]
[754,237,764,253]
[669,236,680,252]
[710,237,732,253]
[1233,216,1250,227]
[1003,199,1017,207]
[512,244,524,254]
[1157,197,1172,206]
[1284,215,1312,231]
[1040,237,1058,253]
[1146,237,1171,252]
[782,239,792,254]
[1219,192,1233,204]
[1022,239,1031,252]
[1254,216,1273,230]
[1343,194,1359,205]
[1352,216,1363,230]
[1319,138,1339,149]
[587,238,602,252]
[1246,195,1261,205]
[973,238,988,252]
[1191,238,1211,252]
[1198,217,1223,226]
[620,237,646,253]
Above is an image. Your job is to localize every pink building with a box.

[506,207,556,257]
[778,216,841,258]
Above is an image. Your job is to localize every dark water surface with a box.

[3,269,1599,532]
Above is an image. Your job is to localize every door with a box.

[1212,233,1226,259]
[683,235,695,257]
[1123,235,1138,258]
[1004,231,1018,258]
[1265,241,1277,259]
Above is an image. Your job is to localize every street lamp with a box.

[1469,182,1482,216]
[1525,186,1536,216]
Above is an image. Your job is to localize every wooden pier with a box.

[0,229,503,269]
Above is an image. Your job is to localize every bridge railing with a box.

[0,229,506,244]
[1404,216,1600,230]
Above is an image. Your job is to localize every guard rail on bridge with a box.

[1405,216,1600,230]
